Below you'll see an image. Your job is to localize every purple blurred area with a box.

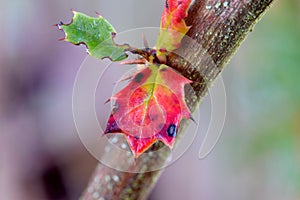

[1,0,300,200]
[0,1,162,199]
[0,1,98,199]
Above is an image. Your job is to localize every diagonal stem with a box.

[80,0,274,199]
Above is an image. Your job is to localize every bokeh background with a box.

[1,0,299,199]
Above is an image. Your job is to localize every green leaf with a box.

[58,11,128,61]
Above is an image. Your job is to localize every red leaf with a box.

[104,64,192,158]
[156,0,192,60]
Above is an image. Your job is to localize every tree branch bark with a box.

[81,0,274,199]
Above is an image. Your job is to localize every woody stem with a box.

[81,0,274,199]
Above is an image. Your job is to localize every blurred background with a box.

[0,0,299,199]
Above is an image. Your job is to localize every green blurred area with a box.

[229,0,300,195]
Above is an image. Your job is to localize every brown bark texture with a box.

[81,0,274,199]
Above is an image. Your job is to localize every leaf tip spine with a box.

[95,11,103,18]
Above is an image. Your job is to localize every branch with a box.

[80,0,274,199]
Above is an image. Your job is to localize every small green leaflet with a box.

[58,11,128,61]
